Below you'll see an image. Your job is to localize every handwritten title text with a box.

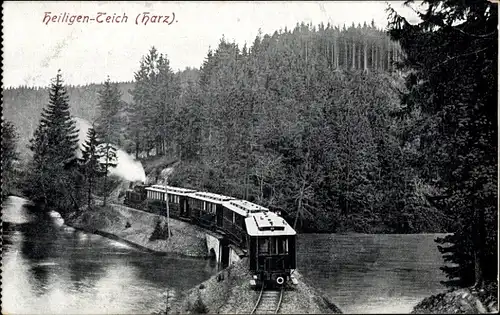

[43,12,177,26]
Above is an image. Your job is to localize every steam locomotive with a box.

[124,183,298,287]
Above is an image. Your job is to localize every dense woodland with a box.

[2,1,497,290]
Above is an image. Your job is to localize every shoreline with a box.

[64,203,211,258]
[66,223,171,256]
[7,196,497,314]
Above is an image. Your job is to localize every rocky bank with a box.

[167,258,342,314]
[412,282,498,314]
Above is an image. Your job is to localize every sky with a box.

[3,1,422,88]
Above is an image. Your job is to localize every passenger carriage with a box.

[144,185,196,218]
[221,200,270,246]
[245,211,297,288]
[186,192,235,230]
[124,182,299,288]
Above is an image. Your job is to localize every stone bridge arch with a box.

[205,232,244,268]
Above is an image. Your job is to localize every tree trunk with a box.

[103,145,109,207]
[259,176,264,202]
[473,205,485,288]
[305,40,308,64]
[387,41,391,72]
[88,177,92,208]
[352,42,356,70]
[363,41,368,73]
[330,41,334,68]
[371,43,375,71]
[135,131,140,160]
[293,179,307,230]
[334,36,339,69]
[166,190,171,238]
[345,102,352,215]
[344,40,348,69]
[392,42,395,71]
[41,180,49,206]
[327,40,330,68]
[357,44,361,71]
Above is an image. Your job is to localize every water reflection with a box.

[67,259,106,291]
[2,197,217,314]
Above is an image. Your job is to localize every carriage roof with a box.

[222,200,269,217]
[146,185,197,195]
[245,212,296,236]
[188,191,235,204]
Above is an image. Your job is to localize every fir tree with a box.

[96,76,123,146]
[388,0,497,288]
[97,142,117,206]
[1,120,19,201]
[79,124,104,207]
[95,77,121,206]
[24,70,81,212]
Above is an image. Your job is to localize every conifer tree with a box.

[96,77,123,146]
[96,142,117,206]
[388,0,497,288]
[24,70,81,212]
[1,120,19,201]
[79,124,104,207]
[95,79,121,206]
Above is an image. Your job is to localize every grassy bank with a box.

[65,203,209,257]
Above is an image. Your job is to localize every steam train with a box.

[124,183,297,287]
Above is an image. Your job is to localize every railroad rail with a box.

[251,285,284,314]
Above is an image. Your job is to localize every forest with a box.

[4,22,426,234]
[2,0,497,290]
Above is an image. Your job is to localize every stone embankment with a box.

[167,258,343,314]
[66,203,209,257]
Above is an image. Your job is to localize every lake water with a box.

[296,233,449,313]
[2,196,448,314]
[2,196,218,314]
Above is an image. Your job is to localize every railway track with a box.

[251,285,284,314]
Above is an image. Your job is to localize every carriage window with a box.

[232,212,235,223]
[258,238,269,253]
[277,238,287,254]
[270,238,277,254]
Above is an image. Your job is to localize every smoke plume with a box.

[74,117,146,182]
